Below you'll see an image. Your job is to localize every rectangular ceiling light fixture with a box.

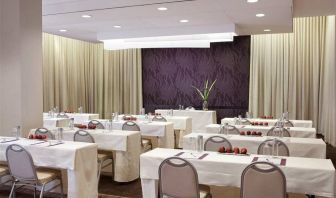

[102,32,236,50]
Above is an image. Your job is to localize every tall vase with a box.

[202,100,208,111]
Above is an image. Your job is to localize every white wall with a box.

[0,0,42,136]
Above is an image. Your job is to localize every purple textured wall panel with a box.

[142,36,250,123]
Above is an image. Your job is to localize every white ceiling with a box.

[42,0,336,42]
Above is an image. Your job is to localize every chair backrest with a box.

[257,139,290,157]
[152,116,167,122]
[274,120,294,127]
[57,112,69,118]
[73,130,95,143]
[88,120,105,129]
[6,144,38,182]
[159,157,200,198]
[35,128,55,140]
[204,136,232,151]
[267,127,291,137]
[185,106,195,110]
[241,161,287,198]
[122,121,140,131]
[240,118,251,125]
[221,124,240,135]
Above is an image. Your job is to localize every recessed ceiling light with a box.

[247,0,258,3]
[256,13,265,17]
[59,29,67,32]
[264,29,271,32]
[180,19,189,23]
[158,7,168,11]
[113,25,121,28]
[81,14,92,18]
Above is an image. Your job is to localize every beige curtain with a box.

[249,16,336,146]
[42,33,142,118]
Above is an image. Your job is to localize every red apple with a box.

[218,146,225,153]
[241,148,247,154]
[257,132,262,136]
[226,148,232,153]
[264,122,268,126]
[240,131,246,136]
[246,131,251,135]
[233,147,240,154]
[259,122,264,126]
[252,131,257,136]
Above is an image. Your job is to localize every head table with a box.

[155,109,216,132]
[0,137,98,198]
[183,133,326,158]
[206,124,316,138]
[140,148,335,198]
[30,128,141,182]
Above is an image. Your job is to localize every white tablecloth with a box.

[86,119,175,148]
[206,124,316,138]
[118,115,192,148]
[140,148,335,198]
[222,118,313,128]
[43,117,70,128]
[66,113,99,124]
[30,128,141,182]
[0,137,98,198]
[183,133,326,158]
[156,109,216,132]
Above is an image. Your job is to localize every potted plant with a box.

[192,79,217,111]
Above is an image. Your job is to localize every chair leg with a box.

[60,177,64,198]
[97,160,103,184]
[9,181,16,198]
[39,184,46,198]
[34,185,37,198]
[306,195,315,198]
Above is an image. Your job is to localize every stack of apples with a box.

[28,134,47,140]
[88,123,97,129]
[240,131,262,136]
[218,146,247,155]
[75,124,87,129]
[123,116,137,121]
[251,122,268,126]
[260,115,273,119]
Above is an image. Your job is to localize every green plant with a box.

[192,79,217,101]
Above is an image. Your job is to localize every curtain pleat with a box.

[249,16,336,146]
[42,33,143,119]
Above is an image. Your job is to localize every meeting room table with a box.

[85,119,175,148]
[155,109,216,132]
[0,137,98,198]
[183,133,326,158]
[222,117,313,128]
[117,114,192,148]
[30,127,141,182]
[43,112,100,124]
[140,148,335,198]
[205,124,317,138]
[43,117,70,128]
